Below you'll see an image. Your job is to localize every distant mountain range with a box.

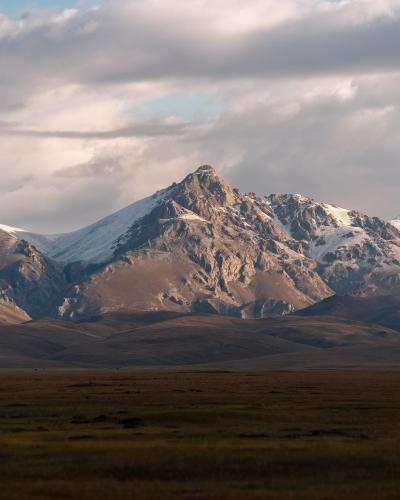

[0,164,399,324]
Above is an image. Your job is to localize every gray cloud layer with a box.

[0,1,399,231]
[3,3,400,90]
[0,120,191,139]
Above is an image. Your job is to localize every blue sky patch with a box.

[136,92,222,121]
[0,0,100,16]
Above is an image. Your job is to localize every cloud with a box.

[219,76,400,219]
[0,119,192,139]
[0,0,399,231]
[1,0,400,95]
[55,155,124,178]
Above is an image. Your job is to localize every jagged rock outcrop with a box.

[0,231,66,318]
[269,193,400,295]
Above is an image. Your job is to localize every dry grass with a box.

[0,370,400,499]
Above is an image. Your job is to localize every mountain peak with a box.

[171,165,237,215]
[194,164,217,175]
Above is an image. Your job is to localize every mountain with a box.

[0,165,400,321]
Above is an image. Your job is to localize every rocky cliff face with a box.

[268,193,400,295]
[2,165,400,321]
[0,231,66,319]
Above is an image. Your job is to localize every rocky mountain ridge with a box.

[0,165,399,321]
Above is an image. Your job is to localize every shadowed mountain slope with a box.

[0,312,399,369]
[0,231,65,319]
[298,295,400,331]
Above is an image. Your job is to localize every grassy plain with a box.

[0,370,400,499]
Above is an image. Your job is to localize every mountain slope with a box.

[48,191,169,264]
[0,230,66,319]
[0,194,168,265]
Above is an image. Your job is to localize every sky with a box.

[0,0,99,16]
[0,0,400,232]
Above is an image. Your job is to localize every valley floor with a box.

[0,370,400,499]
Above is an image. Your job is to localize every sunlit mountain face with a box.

[0,165,398,322]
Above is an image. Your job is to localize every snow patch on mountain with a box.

[309,203,368,263]
[309,224,366,263]
[178,213,209,222]
[47,190,168,264]
[160,211,210,224]
[0,224,26,236]
[323,204,352,226]
[271,213,292,237]
[0,224,58,253]
[390,218,400,231]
